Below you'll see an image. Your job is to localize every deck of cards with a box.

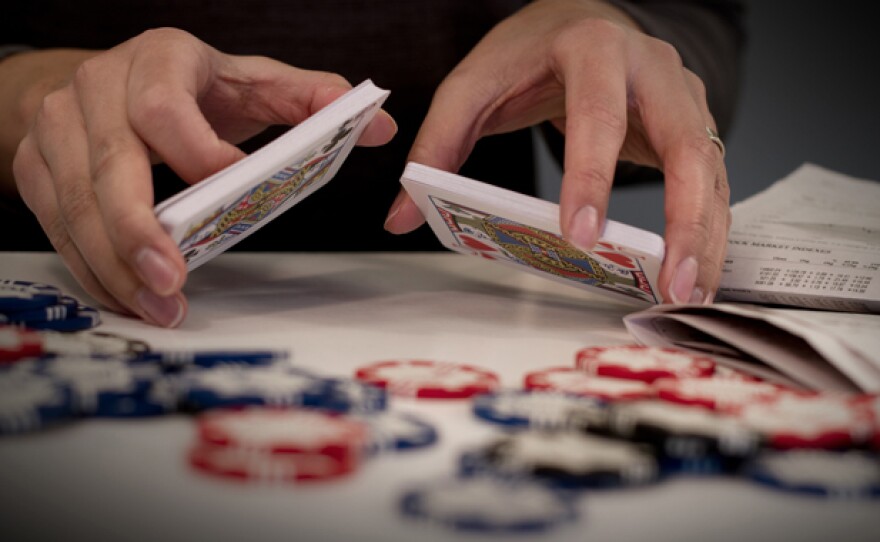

[400,163,665,306]
[154,80,390,270]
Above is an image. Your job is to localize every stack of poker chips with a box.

[0,280,100,332]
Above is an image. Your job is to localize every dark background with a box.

[540,0,880,233]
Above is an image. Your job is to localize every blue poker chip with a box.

[21,312,101,332]
[177,365,332,412]
[400,477,577,533]
[136,350,288,372]
[319,378,388,414]
[358,412,438,454]
[745,450,880,499]
[473,389,608,429]
[28,356,173,417]
[0,370,74,433]
[0,301,77,323]
[0,282,61,311]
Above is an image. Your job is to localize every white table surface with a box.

[1,252,877,542]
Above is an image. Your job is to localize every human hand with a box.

[11,28,397,326]
[384,0,729,305]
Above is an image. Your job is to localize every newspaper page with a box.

[624,303,880,393]
[718,164,880,312]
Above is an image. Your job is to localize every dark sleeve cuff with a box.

[0,44,33,63]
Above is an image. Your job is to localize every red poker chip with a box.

[655,377,790,412]
[575,345,715,383]
[0,325,43,363]
[196,407,367,465]
[354,360,499,399]
[189,444,356,483]
[524,366,654,402]
[737,393,875,449]
[711,365,763,382]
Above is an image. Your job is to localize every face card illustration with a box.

[428,196,660,304]
[177,113,364,268]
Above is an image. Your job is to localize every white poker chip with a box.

[472,389,608,429]
[355,360,499,399]
[41,330,150,357]
[737,393,875,449]
[524,366,654,402]
[0,371,72,433]
[654,377,788,412]
[179,366,329,411]
[401,477,577,533]
[747,450,880,499]
[575,345,715,382]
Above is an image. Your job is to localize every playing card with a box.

[154,80,390,270]
[400,163,665,306]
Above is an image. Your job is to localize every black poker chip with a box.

[460,429,658,489]
[606,400,762,474]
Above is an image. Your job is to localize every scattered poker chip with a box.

[358,411,438,453]
[18,305,101,332]
[0,371,73,434]
[196,408,367,465]
[745,450,880,499]
[0,299,78,323]
[472,389,608,429]
[524,366,654,402]
[0,325,43,363]
[461,430,658,489]
[712,365,764,382]
[654,377,789,412]
[607,400,761,474]
[575,345,715,383]
[189,443,357,484]
[400,477,577,533]
[319,377,388,414]
[177,366,330,412]
[41,330,150,358]
[736,393,874,449]
[0,281,60,311]
[137,350,286,371]
[28,356,173,417]
[354,360,499,399]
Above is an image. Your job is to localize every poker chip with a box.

[0,281,60,311]
[358,411,438,453]
[21,305,101,332]
[0,325,43,363]
[137,350,286,371]
[319,377,388,414]
[29,356,174,417]
[461,430,658,489]
[472,389,608,429]
[41,330,150,358]
[177,365,330,412]
[575,345,715,383]
[196,407,367,464]
[745,450,880,499]
[607,400,761,474]
[354,360,499,399]
[0,371,73,433]
[524,366,654,402]
[189,443,357,484]
[736,393,874,449]
[654,377,789,412]
[400,477,577,533]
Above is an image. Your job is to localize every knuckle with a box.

[683,133,722,172]
[564,165,613,192]
[572,98,627,137]
[647,37,684,69]
[554,18,627,54]
[685,70,708,102]
[136,27,194,45]
[56,183,97,227]
[89,134,142,184]
[129,82,179,127]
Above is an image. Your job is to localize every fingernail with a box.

[384,193,405,230]
[135,247,179,295]
[703,289,716,305]
[568,205,599,252]
[670,256,700,305]
[137,288,184,328]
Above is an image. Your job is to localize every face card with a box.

[400,163,664,307]
[155,81,389,271]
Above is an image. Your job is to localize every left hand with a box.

[384,0,730,305]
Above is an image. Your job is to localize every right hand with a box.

[11,28,397,327]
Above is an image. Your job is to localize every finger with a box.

[629,39,726,304]
[555,23,629,252]
[72,52,188,324]
[14,130,129,314]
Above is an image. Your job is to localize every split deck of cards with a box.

[400,162,666,306]
[154,80,389,270]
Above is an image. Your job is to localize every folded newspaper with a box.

[625,164,880,393]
